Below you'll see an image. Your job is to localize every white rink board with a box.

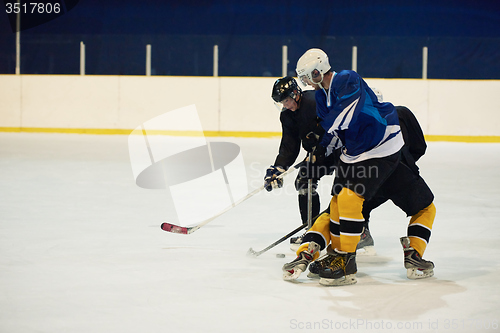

[1,75,499,136]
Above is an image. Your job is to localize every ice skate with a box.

[307,244,337,278]
[318,249,357,286]
[307,252,338,278]
[400,236,434,279]
[356,227,376,256]
[289,233,305,252]
[282,241,320,281]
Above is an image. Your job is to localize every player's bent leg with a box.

[337,188,365,253]
[294,207,332,255]
[407,202,436,256]
[401,202,436,279]
[400,236,435,279]
[285,209,332,280]
[328,195,341,250]
[308,197,341,278]
[312,189,363,286]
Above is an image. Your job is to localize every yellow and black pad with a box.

[328,195,341,251]
[295,210,331,260]
[407,202,436,256]
[337,188,365,253]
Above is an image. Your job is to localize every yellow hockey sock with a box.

[295,210,331,258]
[337,188,365,253]
[329,195,341,250]
[408,202,436,256]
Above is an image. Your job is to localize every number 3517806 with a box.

[5,2,61,14]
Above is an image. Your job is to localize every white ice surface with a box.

[1,133,500,333]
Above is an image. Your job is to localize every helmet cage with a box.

[296,48,331,87]
[298,68,323,86]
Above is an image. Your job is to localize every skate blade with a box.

[283,268,304,281]
[356,245,376,256]
[319,274,357,286]
[407,268,434,279]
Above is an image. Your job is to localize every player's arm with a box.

[274,113,301,167]
[265,114,300,191]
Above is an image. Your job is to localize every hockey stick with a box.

[161,162,302,235]
[246,222,307,257]
[307,151,313,229]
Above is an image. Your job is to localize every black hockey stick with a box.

[161,162,304,235]
[307,151,313,229]
[246,222,307,257]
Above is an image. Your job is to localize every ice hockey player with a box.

[304,101,433,280]
[282,48,436,286]
[266,76,375,252]
[264,77,335,233]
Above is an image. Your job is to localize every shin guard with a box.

[329,195,341,251]
[408,202,436,256]
[297,211,331,259]
[337,188,365,253]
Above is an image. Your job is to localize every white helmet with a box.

[296,48,331,86]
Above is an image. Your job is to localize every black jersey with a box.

[396,106,427,163]
[274,90,324,168]
[396,106,427,174]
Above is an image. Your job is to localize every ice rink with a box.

[1,132,500,333]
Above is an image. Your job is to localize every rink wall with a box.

[1,75,500,141]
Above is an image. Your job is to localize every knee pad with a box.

[337,188,364,221]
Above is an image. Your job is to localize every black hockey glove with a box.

[298,145,326,180]
[312,144,326,165]
[264,165,286,191]
[302,131,321,153]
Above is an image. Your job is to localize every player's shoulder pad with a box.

[332,70,360,88]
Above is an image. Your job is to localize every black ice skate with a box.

[307,252,338,279]
[289,233,305,252]
[356,227,376,256]
[307,244,337,278]
[318,249,357,286]
[400,236,434,279]
[282,241,320,281]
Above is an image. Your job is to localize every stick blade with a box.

[246,248,260,257]
[161,222,189,235]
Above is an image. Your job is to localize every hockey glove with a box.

[299,146,326,180]
[312,144,326,166]
[302,131,321,152]
[264,165,286,191]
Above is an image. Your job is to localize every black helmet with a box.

[271,76,302,103]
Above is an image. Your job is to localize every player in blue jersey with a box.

[282,49,436,286]
[265,76,375,252]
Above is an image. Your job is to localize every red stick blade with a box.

[161,223,189,235]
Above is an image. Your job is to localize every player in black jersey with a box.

[264,77,335,235]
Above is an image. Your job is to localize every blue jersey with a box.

[316,70,404,163]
